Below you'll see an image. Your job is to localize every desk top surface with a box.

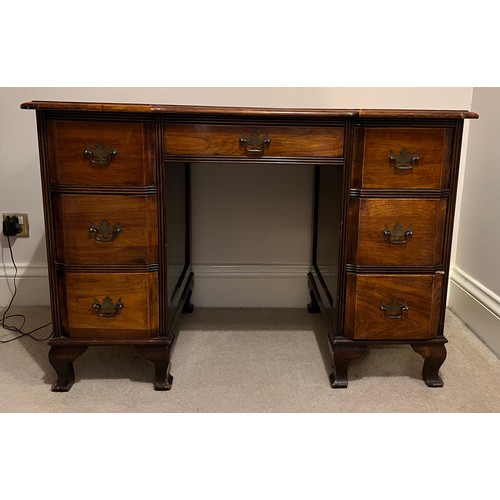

[20,101,479,120]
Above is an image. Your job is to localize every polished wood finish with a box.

[22,101,477,391]
[21,101,479,120]
[329,343,369,388]
[352,127,453,190]
[60,272,159,339]
[29,106,193,390]
[165,124,344,159]
[53,194,158,265]
[348,198,447,266]
[411,343,447,387]
[357,109,478,119]
[48,345,88,392]
[136,345,173,391]
[46,118,156,187]
[345,273,443,340]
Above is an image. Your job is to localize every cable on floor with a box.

[1,235,52,343]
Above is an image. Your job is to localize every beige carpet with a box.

[0,306,498,412]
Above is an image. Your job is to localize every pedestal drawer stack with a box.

[39,113,163,390]
[333,121,463,386]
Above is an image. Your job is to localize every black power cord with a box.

[1,235,53,343]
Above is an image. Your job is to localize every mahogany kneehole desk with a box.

[21,101,478,391]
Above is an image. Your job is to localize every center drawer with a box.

[164,123,344,159]
[53,194,158,265]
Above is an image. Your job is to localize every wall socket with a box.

[2,213,30,237]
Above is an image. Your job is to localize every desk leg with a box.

[411,344,447,387]
[182,288,194,314]
[329,344,368,388]
[307,287,321,313]
[136,345,173,391]
[48,345,88,392]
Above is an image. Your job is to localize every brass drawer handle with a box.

[92,295,124,318]
[383,223,413,245]
[84,142,117,166]
[388,147,419,171]
[240,132,271,155]
[380,299,409,320]
[89,220,121,243]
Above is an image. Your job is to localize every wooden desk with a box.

[21,101,478,391]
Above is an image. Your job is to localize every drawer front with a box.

[47,119,156,186]
[345,273,443,340]
[164,124,344,159]
[60,272,159,339]
[348,198,447,266]
[353,127,453,189]
[53,194,158,265]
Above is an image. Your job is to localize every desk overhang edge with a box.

[357,109,478,119]
[20,101,479,120]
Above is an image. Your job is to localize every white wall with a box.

[449,87,500,356]
[0,87,474,307]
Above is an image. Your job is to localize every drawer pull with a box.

[388,147,419,171]
[92,295,124,318]
[379,299,409,320]
[240,132,271,155]
[383,223,413,245]
[84,142,117,166]
[89,220,121,243]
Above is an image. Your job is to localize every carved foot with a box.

[136,346,173,391]
[307,288,320,313]
[412,344,447,387]
[330,344,368,388]
[48,346,88,392]
[153,373,174,391]
[182,289,194,314]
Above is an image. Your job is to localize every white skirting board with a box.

[0,264,50,307]
[191,264,312,308]
[0,264,312,309]
[448,266,500,357]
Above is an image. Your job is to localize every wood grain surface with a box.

[348,198,447,266]
[345,273,443,340]
[61,272,159,339]
[21,101,479,120]
[47,119,156,186]
[53,194,158,265]
[164,124,344,158]
[352,127,453,189]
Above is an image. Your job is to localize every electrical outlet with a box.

[2,213,29,237]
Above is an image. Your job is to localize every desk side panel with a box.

[164,162,191,332]
[313,164,344,328]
